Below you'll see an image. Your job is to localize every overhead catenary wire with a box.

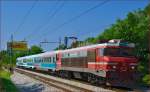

[13,0,38,36]
[77,24,111,38]
[25,1,65,40]
[30,0,109,42]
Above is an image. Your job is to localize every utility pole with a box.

[0,1,1,51]
[10,34,13,68]
[64,36,78,49]
[59,37,61,47]
[0,19,2,51]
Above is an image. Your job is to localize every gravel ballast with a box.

[11,72,64,92]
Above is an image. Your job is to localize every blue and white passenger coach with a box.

[16,51,60,71]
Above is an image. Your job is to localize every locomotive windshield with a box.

[100,48,134,57]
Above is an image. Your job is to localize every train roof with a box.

[17,54,42,60]
[17,50,61,60]
[40,50,61,57]
[61,42,135,53]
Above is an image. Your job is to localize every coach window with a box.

[50,57,51,63]
[35,58,38,63]
[51,57,53,63]
[77,51,80,57]
[35,58,37,63]
[62,53,64,58]
[39,58,42,63]
[47,58,49,63]
[50,57,51,62]
[53,57,55,63]
[40,58,42,63]
[80,51,87,57]
[46,58,48,62]
[48,57,50,63]
[34,58,37,63]
[42,58,44,62]
[39,58,41,63]
[63,53,66,58]
[37,58,40,63]
[46,58,48,63]
[49,58,51,62]
[44,58,46,63]
[36,58,39,63]
[80,51,83,57]
[50,57,52,63]
[53,57,56,63]
[43,58,45,63]
[68,53,70,58]
[47,57,49,63]
[42,58,44,63]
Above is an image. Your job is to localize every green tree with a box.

[98,6,150,74]
[99,5,149,85]
[85,37,97,44]
[29,45,43,55]
[54,44,66,50]
[80,4,150,85]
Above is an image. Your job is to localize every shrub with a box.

[143,74,150,85]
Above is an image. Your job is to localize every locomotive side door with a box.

[87,48,96,69]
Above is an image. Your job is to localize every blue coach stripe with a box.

[40,63,56,69]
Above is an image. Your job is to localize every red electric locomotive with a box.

[56,39,138,87]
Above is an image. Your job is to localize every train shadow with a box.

[134,85,150,92]
[111,86,133,91]
[17,83,45,92]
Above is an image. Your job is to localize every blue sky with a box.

[1,0,149,51]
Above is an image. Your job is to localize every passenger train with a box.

[16,39,138,87]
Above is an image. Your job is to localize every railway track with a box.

[20,68,136,92]
[15,68,115,92]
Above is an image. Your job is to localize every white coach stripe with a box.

[88,62,118,65]
[130,63,138,65]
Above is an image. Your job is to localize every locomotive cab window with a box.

[99,48,134,57]
[99,48,104,56]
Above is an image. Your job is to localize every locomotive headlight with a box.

[131,66,135,69]
[113,66,116,69]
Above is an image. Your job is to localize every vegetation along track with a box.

[15,68,115,92]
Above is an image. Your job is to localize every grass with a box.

[143,74,150,86]
[0,70,18,92]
